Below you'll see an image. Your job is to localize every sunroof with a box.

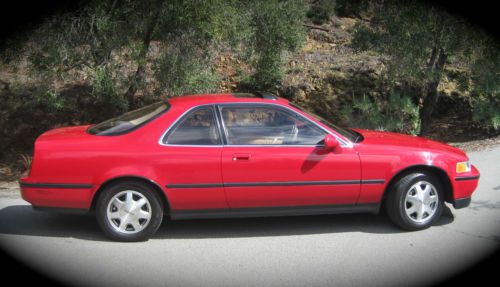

[232,92,278,100]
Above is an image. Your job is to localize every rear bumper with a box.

[19,180,93,209]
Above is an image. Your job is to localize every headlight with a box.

[456,161,471,173]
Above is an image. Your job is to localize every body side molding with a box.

[166,179,385,189]
[171,203,380,220]
[20,182,93,189]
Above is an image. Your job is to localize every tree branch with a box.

[125,0,164,107]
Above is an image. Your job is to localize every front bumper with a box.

[451,165,480,209]
[453,197,471,209]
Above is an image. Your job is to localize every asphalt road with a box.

[1,146,500,287]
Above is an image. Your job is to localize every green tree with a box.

[351,0,500,135]
[122,0,165,106]
[24,0,307,107]
[248,0,307,90]
[469,38,500,132]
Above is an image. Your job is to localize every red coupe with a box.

[19,92,480,241]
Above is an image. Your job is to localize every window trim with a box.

[159,105,223,147]
[158,102,353,148]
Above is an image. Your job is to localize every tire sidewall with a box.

[390,173,444,230]
[96,181,163,242]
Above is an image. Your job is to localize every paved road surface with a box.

[1,146,499,286]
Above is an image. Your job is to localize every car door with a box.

[159,105,227,211]
[219,103,361,209]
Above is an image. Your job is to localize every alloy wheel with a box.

[106,190,152,234]
[404,181,439,224]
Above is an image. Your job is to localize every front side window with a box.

[289,103,360,143]
[164,107,221,145]
[220,106,326,145]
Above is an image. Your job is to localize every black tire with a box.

[96,181,164,242]
[385,172,444,231]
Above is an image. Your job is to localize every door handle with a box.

[232,153,250,161]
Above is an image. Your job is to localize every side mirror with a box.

[323,134,341,153]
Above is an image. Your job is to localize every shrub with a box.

[155,40,220,96]
[335,0,369,17]
[33,85,65,112]
[307,0,336,25]
[249,0,307,90]
[472,95,500,132]
[249,50,284,90]
[340,92,420,134]
[0,77,129,160]
[90,65,127,113]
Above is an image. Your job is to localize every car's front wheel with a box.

[386,172,444,231]
[96,181,164,242]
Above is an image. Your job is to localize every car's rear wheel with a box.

[386,172,444,231]
[96,181,163,242]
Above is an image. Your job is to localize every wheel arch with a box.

[90,176,171,214]
[382,165,453,206]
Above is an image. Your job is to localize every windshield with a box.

[289,103,361,143]
[88,102,170,136]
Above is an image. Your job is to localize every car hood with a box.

[353,129,467,157]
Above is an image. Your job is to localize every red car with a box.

[19,92,480,241]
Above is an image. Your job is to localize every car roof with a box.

[167,93,289,107]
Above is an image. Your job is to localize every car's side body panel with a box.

[20,184,93,209]
[155,146,227,210]
[19,93,480,218]
[355,131,480,204]
[221,146,362,208]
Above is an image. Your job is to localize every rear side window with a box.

[163,107,221,145]
[88,102,170,136]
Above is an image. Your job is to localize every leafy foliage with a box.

[473,94,500,132]
[351,0,500,135]
[155,36,220,96]
[307,0,336,25]
[20,0,307,100]
[340,92,420,134]
[33,86,65,112]
[90,65,128,112]
[352,1,469,86]
[0,82,127,159]
[335,0,369,17]
[247,0,307,90]
[0,0,309,163]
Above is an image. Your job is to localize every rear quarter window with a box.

[88,102,170,136]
